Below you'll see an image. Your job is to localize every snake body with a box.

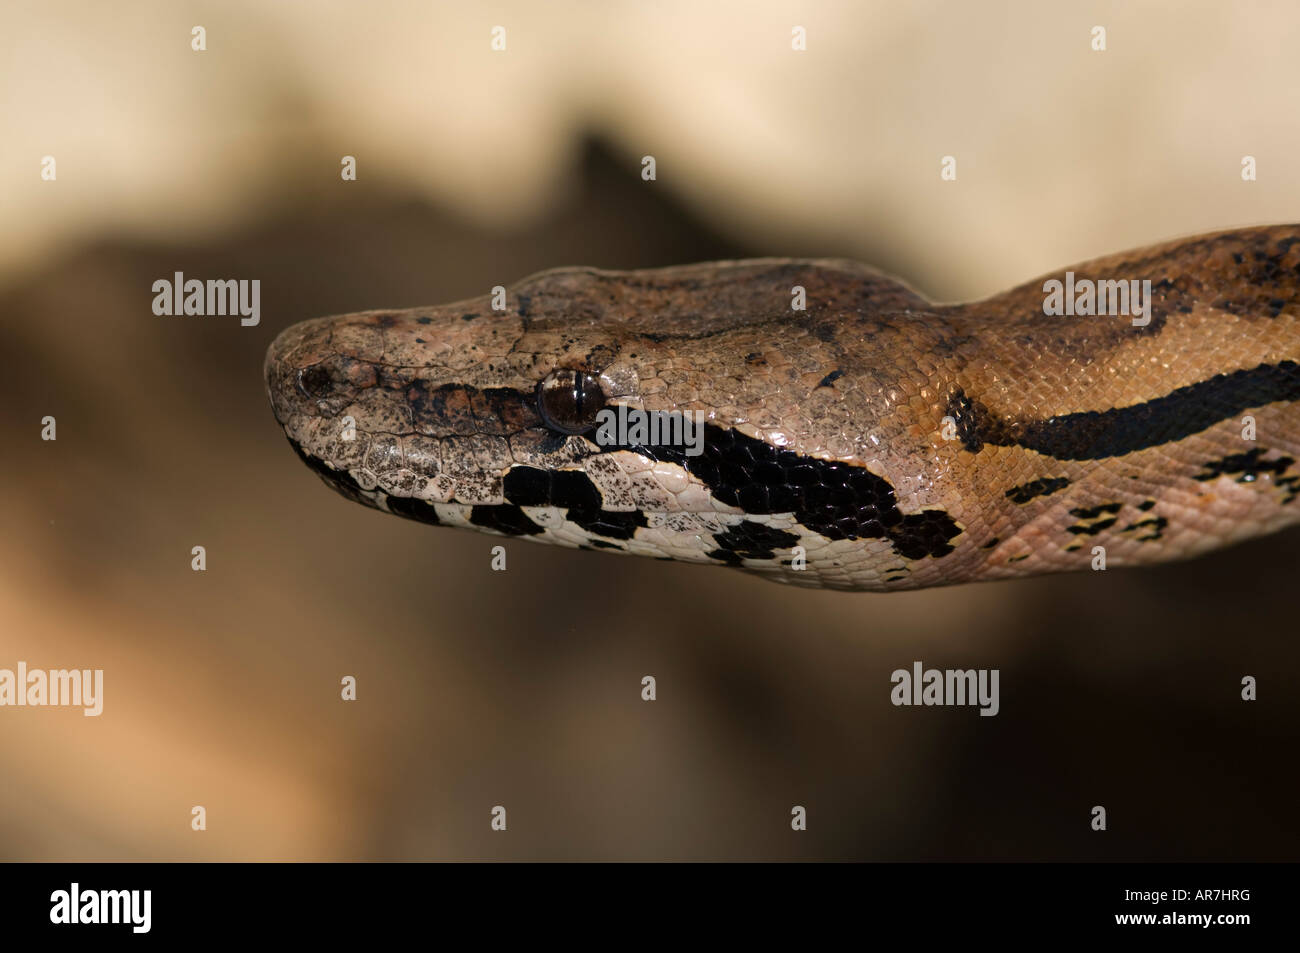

[265,226,1300,590]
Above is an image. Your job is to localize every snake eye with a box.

[536,369,606,434]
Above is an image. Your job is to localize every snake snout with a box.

[264,315,373,426]
[265,320,320,426]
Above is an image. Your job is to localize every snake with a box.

[264,225,1300,591]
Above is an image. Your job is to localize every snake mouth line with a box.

[284,415,965,563]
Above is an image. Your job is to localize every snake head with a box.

[265,260,965,588]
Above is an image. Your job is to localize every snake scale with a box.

[265,225,1300,591]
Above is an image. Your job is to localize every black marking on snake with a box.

[503,466,648,539]
[1138,499,1157,511]
[1070,502,1122,520]
[583,343,618,369]
[405,382,541,435]
[1005,476,1070,504]
[386,495,441,526]
[706,521,801,565]
[598,424,961,560]
[816,369,844,389]
[587,540,623,550]
[1106,230,1292,328]
[1122,515,1167,541]
[1067,519,1118,536]
[947,360,1300,461]
[504,466,601,508]
[1193,447,1296,483]
[1131,279,1171,334]
[1066,502,1122,536]
[416,316,432,325]
[469,504,544,536]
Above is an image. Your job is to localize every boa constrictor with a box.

[265,225,1300,591]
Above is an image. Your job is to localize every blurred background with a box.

[1,0,1298,860]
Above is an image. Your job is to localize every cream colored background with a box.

[5,1,1298,297]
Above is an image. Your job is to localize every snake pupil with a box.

[537,369,605,434]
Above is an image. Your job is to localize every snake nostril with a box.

[297,364,334,399]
